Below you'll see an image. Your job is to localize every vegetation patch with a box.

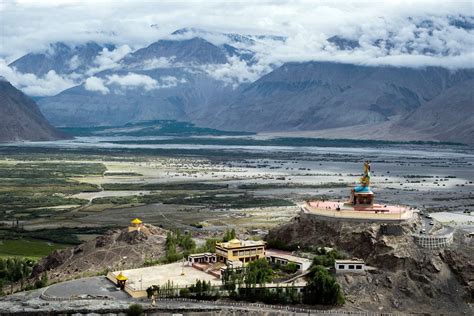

[102,182,228,191]
[0,239,66,259]
[60,120,253,137]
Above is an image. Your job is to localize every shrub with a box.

[281,262,298,274]
[179,287,191,298]
[126,304,144,316]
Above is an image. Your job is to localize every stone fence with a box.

[149,297,388,315]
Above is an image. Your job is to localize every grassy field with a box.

[0,239,67,259]
[0,162,104,221]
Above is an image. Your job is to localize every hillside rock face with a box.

[200,62,474,144]
[399,78,474,143]
[266,211,473,314]
[123,37,228,66]
[38,68,233,127]
[36,37,239,127]
[31,224,167,283]
[0,79,67,142]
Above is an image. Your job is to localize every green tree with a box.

[126,303,144,316]
[312,249,344,267]
[223,228,236,242]
[245,259,273,287]
[303,265,344,305]
[281,262,298,274]
[34,272,48,289]
[179,287,191,298]
[198,238,219,253]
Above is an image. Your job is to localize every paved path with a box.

[43,276,130,300]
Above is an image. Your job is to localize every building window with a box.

[348,265,354,269]
[356,265,362,270]
[338,265,345,269]
[233,251,238,256]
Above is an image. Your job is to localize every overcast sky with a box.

[0,0,473,95]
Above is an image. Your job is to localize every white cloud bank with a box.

[0,1,473,95]
[107,73,158,91]
[84,72,184,94]
[1,1,472,68]
[0,60,77,96]
[84,76,109,94]
[87,45,132,75]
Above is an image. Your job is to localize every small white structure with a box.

[266,250,312,272]
[187,252,217,264]
[334,259,366,273]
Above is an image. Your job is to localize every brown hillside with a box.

[31,224,167,284]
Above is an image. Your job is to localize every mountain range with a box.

[199,62,474,144]
[4,27,474,144]
[0,78,67,142]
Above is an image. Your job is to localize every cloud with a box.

[106,73,158,91]
[87,45,132,75]
[0,60,77,96]
[84,76,109,94]
[0,1,472,69]
[142,57,176,70]
[83,72,184,94]
[202,56,271,88]
[68,55,81,70]
[159,75,186,88]
[0,0,472,99]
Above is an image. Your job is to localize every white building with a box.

[187,252,217,264]
[266,249,312,272]
[334,259,366,273]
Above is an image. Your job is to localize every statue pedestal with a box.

[350,188,374,206]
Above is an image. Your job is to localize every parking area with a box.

[43,276,130,300]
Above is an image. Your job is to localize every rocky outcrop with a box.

[266,211,473,313]
[31,224,167,283]
[0,79,68,142]
[440,231,474,299]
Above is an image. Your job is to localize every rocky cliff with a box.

[0,79,67,142]
[266,211,473,314]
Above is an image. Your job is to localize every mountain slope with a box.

[399,79,474,143]
[9,42,115,76]
[195,62,474,143]
[37,37,242,126]
[0,79,67,142]
[38,67,234,127]
[123,37,228,66]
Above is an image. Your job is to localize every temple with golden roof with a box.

[128,218,143,232]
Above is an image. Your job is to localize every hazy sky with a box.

[0,0,473,95]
